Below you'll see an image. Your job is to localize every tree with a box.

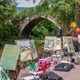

[1,0,80,45]
[0,1,19,45]
[31,19,59,44]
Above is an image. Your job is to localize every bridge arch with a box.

[19,16,60,38]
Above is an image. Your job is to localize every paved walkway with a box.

[17,53,80,80]
[54,65,80,80]
[17,64,80,80]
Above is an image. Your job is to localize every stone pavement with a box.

[54,65,80,80]
[17,64,80,80]
[17,53,80,80]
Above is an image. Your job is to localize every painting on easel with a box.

[44,36,57,51]
[63,37,75,53]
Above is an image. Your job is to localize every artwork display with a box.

[0,44,20,70]
[63,37,68,49]
[30,40,38,59]
[63,37,75,53]
[0,67,10,80]
[54,38,61,51]
[20,47,32,61]
[15,39,38,61]
[44,36,57,51]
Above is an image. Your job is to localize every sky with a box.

[16,0,41,7]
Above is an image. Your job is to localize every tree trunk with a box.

[62,20,67,36]
[75,3,80,27]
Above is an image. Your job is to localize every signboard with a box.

[44,36,57,51]
[0,67,10,80]
[0,44,20,70]
[63,37,75,53]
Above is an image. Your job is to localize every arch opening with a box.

[20,16,60,38]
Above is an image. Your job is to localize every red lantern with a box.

[76,28,80,33]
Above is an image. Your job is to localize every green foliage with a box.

[0,1,19,45]
[22,0,77,28]
[0,0,15,3]
[0,0,80,45]
[54,0,75,22]
[16,0,80,29]
[0,24,19,45]
[31,19,59,44]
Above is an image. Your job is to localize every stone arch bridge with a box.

[19,15,61,38]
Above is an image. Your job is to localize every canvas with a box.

[54,38,61,51]
[63,37,75,53]
[0,67,10,80]
[30,40,38,59]
[20,48,32,61]
[15,39,38,61]
[44,36,57,51]
[0,44,20,70]
[66,37,75,53]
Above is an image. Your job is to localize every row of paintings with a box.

[0,36,78,71]
[44,36,75,53]
[0,39,38,71]
[44,36,61,51]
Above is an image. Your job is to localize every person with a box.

[69,53,75,63]
[72,37,79,52]
[77,34,80,52]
